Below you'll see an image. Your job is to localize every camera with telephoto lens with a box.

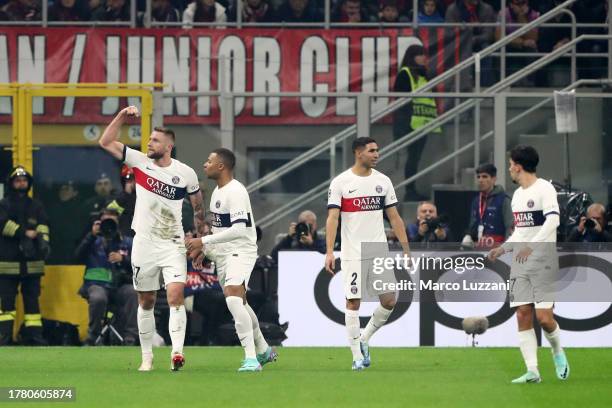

[424,215,449,231]
[100,218,119,240]
[295,222,312,238]
[584,218,598,231]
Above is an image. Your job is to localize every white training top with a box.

[123,146,200,241]
[509,178,560,243]
[328,168,398,260]
[204,179,257,256]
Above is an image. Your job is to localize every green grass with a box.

[0,347,611,408]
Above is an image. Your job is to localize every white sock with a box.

[169,305,186,355]
[137,306,155,356]
[226,296,256,359]
[543,324,563,355]
[345,309,363,361]
[245,303,269,355]
[518,329,539,375]
[361,305,393,343]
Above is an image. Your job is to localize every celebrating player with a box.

[325,137,410,371]
[99,106,206,372]
[488,145,569,384]
[185,148,277,372]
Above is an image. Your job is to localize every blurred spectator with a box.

[393,44,440,202]
[1,0,40,21]
[226,0,277,23]
[75,208,137,346]
[139,0,180,25]
[332,0,372,23]
[47,181,88,264]
[277,0,322,22]
[270,210,325,262]
[407,201,450,243]
[84,173,114,221]
[106,165,135,237]
[49,0,86,20]
[495,0,539,83]
[87,0,104,16]
[574,0,608,79]
[536,0,572,86]
[379,0,405,23]
[91,0,130,21]
[566,203,612,243]
[446,0,496,85]
[418,0,444,23]
[182,0,227,27]
[462,164,513,249]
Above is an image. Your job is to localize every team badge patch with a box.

[351,286,358,295]
[215,200,221,209]
[527,199,535,208]
[172,176,180,184]
[376,185,383,193]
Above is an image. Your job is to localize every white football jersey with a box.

[510,178,560,243]
[328,168,398,260]
[123,146,200,241]
[208,179,258,256]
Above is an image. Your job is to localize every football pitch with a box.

[1,347,611,408]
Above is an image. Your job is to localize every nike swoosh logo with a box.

[173,275,181,278]
[239,336,247,342]
[146,166,155,170]
[349,189,357,193]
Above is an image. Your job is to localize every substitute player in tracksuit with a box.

[0,166,50,345]
[488,145,569,384]
[186,148,277,372]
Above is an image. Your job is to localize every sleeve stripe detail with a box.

[231,219,248,225]
[384,202,398,209]
[327,204,341,209]
[544,211,560,217]
[122,145,127,162]
[188,188,201,195]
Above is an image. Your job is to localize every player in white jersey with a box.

[99,106,207,372]
[325,137,411,371]
[185,148,276,372]
[488,145,569,384]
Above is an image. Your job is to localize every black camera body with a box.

[424,215,449,231]
[295,222,312,238]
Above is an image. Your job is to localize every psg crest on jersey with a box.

[376,185,383,193]
[172,176,180,184]
[527,199,535,208]
[215,200,221,209]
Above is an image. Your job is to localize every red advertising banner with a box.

[0,27,469,125]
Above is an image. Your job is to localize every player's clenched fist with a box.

[325,252,336,275]
[185,237,204,254]
[122,105,140,118]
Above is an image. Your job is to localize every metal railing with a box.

[245,0,580,194]
[252,34,611,228]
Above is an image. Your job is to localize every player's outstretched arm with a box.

[325,208,340,274]
[385,206,411,256]
[99,106,139,160]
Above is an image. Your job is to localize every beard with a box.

[147,150,164,160]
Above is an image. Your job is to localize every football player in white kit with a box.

[99,106,207,372]
[185,148,277,372]
[488,145,569,384]
[325,137,411,371]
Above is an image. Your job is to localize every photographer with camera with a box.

[407,201,450,243]
[0,166,50,346]
[270,210,326,263]
[106,165,136,237]
[566,203,612,243]
[75,208,138,345]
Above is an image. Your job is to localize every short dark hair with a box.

[476,163,497,177]
[153,126,175,142]
[352,137,377,153]
[212,148,236,170]
[510,145,539,173]
[100,208,119,218]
